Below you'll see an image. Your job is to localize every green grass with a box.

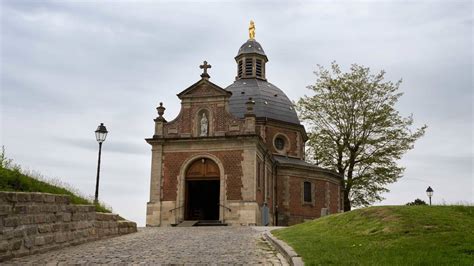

[272,206,474,265]
[0,164,110,213]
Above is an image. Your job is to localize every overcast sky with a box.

[1,0,472,226]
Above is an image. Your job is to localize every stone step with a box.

[196,220,228,226]
[176,220,198,227]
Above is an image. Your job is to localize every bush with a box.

[406,198,428,206]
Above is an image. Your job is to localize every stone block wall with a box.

[0,192,137,262]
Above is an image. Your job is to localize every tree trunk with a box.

[343,189,351,212]
[343,153,357,212]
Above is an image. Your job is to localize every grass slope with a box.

[0,166,110,213]
[273,206,474,265]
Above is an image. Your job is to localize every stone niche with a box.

[0,192,137,262]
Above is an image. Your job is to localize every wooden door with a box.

[185,158,220,220]
[185,158,219,180]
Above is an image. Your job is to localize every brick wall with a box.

[162,150,244,201]
[287,177,325,225]
[264,125,301,158]
[163,103,245,138]
[328,182,340,214]
[0,192,137,262]
[276,175,341,226]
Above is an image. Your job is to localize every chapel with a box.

[146,22,343,226]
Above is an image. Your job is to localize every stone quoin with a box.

[145,22,344,227]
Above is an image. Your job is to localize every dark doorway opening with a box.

[185,180,220,221]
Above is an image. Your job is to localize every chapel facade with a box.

[146,24,344,227]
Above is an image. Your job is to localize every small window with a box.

[274,137,285,151]
[304,181,312,203]
[245,58,253,76]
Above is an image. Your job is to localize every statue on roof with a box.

[249,20,255,40]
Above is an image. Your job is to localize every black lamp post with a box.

[426,186,434,206]
[94,123,108,204]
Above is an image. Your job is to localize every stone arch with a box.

[175,153,226,222]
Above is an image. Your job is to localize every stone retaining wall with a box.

[0,192,137,261]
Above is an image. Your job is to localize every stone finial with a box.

[155,102,166,122]
[244,97,256,134]
[245,97,256,117]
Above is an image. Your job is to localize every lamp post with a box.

[426,186,433,206]
[94,123,108,204]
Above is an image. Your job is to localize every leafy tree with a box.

[0,146,13,169]
[297,62,426,211]
[406,199,427,206]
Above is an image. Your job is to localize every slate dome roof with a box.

[225,79,300,125]
[237,39,267,57]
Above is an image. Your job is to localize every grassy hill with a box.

[0,160,110,213]
[272,206,474,265]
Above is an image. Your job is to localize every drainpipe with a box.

[263,152,267,205]
[273,160,278,226]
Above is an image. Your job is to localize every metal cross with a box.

[200,61,212,74]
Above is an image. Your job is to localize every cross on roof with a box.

[200,61,211,79]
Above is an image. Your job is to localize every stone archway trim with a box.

[176,153,226,222]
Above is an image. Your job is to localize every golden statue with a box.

[249,20,255,40]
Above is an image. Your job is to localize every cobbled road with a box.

[6,227,287,265]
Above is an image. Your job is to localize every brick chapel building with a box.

[146,24,344,227]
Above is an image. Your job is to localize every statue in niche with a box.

[200,113,208,136]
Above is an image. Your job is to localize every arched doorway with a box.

[185,158,220,221]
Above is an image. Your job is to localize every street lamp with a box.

[94,123,108,204]
[426,186,434,206]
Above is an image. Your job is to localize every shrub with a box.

[406,198,428,206]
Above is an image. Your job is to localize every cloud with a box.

[56,137,147,156]
[2,0,472,226]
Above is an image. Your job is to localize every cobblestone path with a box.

[6,227,286,265]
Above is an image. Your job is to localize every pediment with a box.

[177,79,232,99]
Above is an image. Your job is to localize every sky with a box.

[1,0,472,226]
